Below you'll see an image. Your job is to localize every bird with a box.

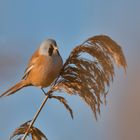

[0,39,63,97]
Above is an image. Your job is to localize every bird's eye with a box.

[48,45,54,56]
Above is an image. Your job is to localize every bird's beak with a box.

[54,46,58,50]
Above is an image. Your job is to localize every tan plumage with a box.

[0,39,63,97]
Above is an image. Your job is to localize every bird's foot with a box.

[41,88,52,98]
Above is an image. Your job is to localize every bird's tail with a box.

[0,80,27,97]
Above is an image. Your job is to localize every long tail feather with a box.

[0,80,27,97]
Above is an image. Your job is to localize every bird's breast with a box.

[27,54,63,88]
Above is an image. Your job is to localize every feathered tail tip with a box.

[0,80,26,98]
[52,35,127,119]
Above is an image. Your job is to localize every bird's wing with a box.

[22,49,39,80]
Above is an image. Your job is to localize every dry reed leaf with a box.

[50,95,73,119]
[52,35,127,119]
[10,121,48,140]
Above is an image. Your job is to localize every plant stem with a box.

[21,90,53,140]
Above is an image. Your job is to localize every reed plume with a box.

[10,121,48,140]
[52,35,127,119]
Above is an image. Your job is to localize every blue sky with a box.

[0,0,140,140]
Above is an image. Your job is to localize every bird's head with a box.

[39,39,59,56]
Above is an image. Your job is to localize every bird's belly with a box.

[27,56,63,88]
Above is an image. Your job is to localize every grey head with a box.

[45,39,57,46]
[39,39,59,56]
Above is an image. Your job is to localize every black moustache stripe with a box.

[48,45,54,56]
[56,50,60,56]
